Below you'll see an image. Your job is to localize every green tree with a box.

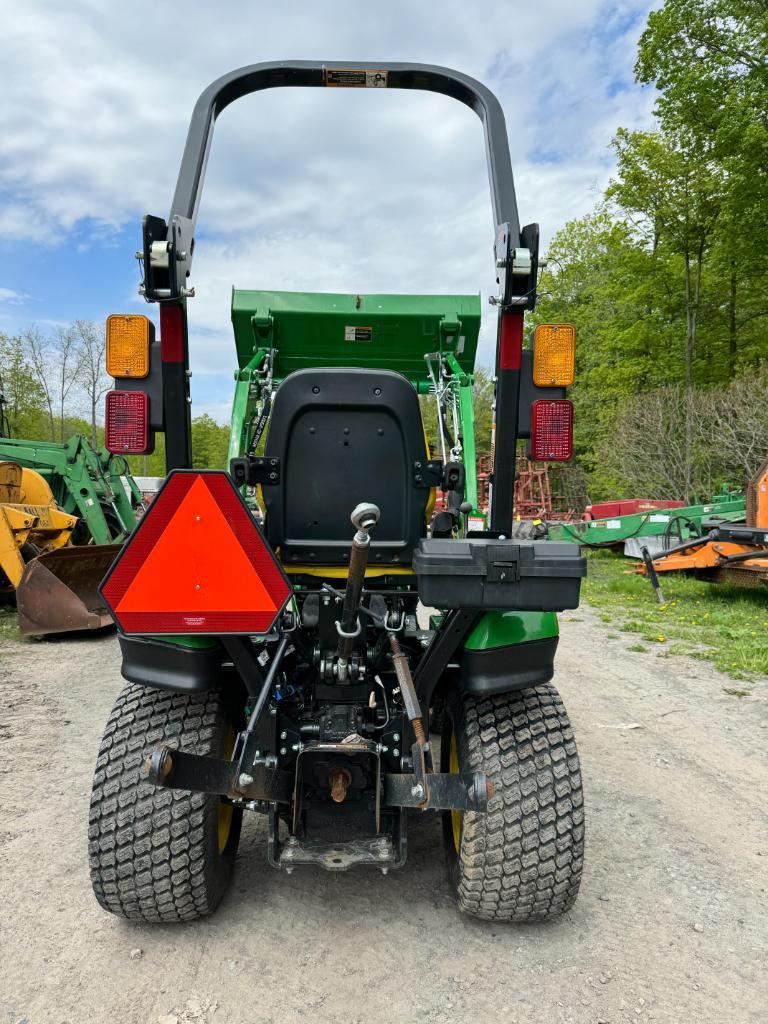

[637,0,768,369]
[0,333,50,439]
[637,0,768,262]
[191,414,231,470]
[607,129,724,392]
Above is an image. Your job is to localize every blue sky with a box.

[0,0,657,422]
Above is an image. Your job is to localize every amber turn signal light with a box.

[532,323,575,387]
[106,314,151,379]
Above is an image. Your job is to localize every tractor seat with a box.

[262,367,434,567]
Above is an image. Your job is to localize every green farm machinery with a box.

[547,487,746,556]
[227,291,485,522]
[0,417,142,633]
[0,433,141,545]
[89,61,587,924]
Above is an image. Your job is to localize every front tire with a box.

[89,684,242,923]
[441,685,584,922]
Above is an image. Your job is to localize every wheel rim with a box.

[449,730,461,853]
[217,727,236,854]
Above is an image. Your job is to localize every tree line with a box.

[0,323,109,446]
[532,0,768,504]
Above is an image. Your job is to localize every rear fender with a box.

[119,634,224,692]
[459,610,559,695]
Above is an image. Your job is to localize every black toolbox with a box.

[412,538,586,610]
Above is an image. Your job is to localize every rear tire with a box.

[441,685,584,922]
[89,683,242,922]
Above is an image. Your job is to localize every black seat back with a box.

[263,368,432,566]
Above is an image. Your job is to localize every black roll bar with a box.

[170,61,521,244]
[141,60,537,533]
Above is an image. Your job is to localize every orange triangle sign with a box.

[101,471,291,635]
[117,475,277,613]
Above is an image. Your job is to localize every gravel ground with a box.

[1,605,767,1024]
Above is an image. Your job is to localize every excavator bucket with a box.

[16,544,121,636]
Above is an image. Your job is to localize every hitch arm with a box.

[143,745,293,803]
[384,770,491,812]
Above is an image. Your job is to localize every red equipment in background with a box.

[584,498,684,521]
[475,454,575,521]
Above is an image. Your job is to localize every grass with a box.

[581,549,768,682]
[0,604,20,642]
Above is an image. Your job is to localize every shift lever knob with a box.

[350,502,380,532]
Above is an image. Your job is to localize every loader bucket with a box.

[16,544,122,636]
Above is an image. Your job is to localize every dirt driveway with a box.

[1,606,766,1024]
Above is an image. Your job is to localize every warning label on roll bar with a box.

[344,325,373,342]
[325,69,388,88]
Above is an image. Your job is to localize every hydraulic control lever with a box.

[336,502,380,681]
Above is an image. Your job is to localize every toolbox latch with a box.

[486,545,520,583]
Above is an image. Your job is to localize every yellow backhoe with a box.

[0,460,117,634]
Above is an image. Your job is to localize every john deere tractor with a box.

[89,62,586,924]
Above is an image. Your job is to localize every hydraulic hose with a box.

[716,548,768,566]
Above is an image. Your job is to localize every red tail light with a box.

[105,390,149,453]
[530,399,573,461]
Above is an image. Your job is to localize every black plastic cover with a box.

[460,635,558,694]
[412,537,586,610]
[119,635,224,692]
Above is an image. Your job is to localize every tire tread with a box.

[89,683,238,923]
[449,684,584,922]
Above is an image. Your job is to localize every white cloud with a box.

[0,287,26,304]
[0,0,657,411]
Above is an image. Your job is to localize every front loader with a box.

[0,457,119,636]
[0,405,141,633]
[89,62,586,924]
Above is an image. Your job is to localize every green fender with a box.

[463,610,558,650]
[460,611,560,695]
[149,635,220,649]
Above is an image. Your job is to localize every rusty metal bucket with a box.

[16,544,122,636]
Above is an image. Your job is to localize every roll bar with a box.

[171,61,520,239]
[139,61,539,532]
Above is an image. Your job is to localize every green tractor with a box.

[89,61,586,924]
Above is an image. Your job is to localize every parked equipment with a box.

[0,386,141,633]
[0,460,120,634]
[89,61,587,925]
[1,460,77,587]
[638,460,768,588]
[0,433,141,545]
[547,486,746,556]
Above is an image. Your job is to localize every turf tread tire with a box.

[442,684,584,922]
[89,683,242,923]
